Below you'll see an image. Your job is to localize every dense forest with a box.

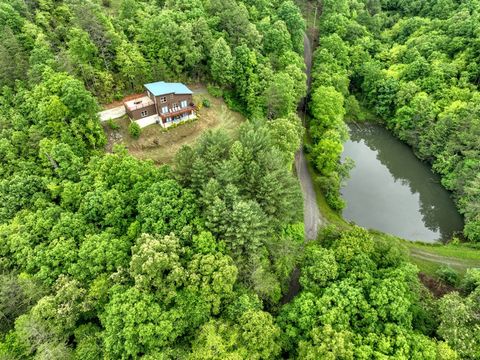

[0,0,479,358]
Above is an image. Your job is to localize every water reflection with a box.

[341,124,463,243]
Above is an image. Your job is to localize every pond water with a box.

[340,124,464,243]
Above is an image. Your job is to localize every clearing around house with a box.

[102,86,244,164]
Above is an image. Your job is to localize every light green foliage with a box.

[277,0,305,53]
[72,232,131,282]
[232,44,263,115]
[268,113,304,164]
[299,246,338,293]
[115,40,148,91]
[308,78,349,211]
[128,121,141,138]
[279,226,457,358]
[190,310,281,360]
[265,71,305,119]
[130,233,186,299]
[438,288,480,359]
[1,0,477,358]
[139,11,203,79]
[20,70,105,157]
[101,286,173,358]
[262,20,292,56]
[137,180,199,236]
[100,232,237,357]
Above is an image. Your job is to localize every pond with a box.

[340,124,464,243]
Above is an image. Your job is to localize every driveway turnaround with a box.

[98,106,126,122]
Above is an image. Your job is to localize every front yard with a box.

[102,87,245,164]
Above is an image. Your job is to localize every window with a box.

[181,100,187,108]
[172,103,179,111]
[160,96,167,103]
[141,110,148,117]
[162,106,168,114]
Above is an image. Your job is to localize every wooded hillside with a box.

[0,0,479,358]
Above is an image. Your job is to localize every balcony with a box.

[159,105,196,120]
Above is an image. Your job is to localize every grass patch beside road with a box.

[304,151,349,229]
[370,230,480,277]
[103,89,245,164]
[405,241,480,275]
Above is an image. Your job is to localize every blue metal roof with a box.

[144,81,193,96]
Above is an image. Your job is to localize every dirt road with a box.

[281,32,324,304]
[410,248,480,270]
[296,32,325,241]
[296,150,324,239]
[98,106,126,122]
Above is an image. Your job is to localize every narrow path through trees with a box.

[282,32,325,304]
[296,32,325,242]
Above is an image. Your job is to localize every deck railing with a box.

[160,106,195,119]
[125,100,154,111]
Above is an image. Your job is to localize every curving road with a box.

[296,149,324,240]
[296,32,325,241]
[281,32,325,304]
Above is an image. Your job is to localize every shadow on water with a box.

[342,124,464,243]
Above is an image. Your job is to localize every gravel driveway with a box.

[98,106,126,122]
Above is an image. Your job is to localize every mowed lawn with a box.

[102,87,245,164]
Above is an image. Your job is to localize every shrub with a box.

[128,122,141,139]
[461,268,480,294]
[435,266,460,286]
[202,99,211,108]
[207,84,223,98]
[345,95,365,121]
[223,90,246,114]
[107,119,120,130]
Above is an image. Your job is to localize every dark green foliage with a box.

[435,266,460,286]
[0,272,45,334]
[174,121,303,303]
[461,268,480,294]
[202,98,211,108]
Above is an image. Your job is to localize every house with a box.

[124,81,196,128]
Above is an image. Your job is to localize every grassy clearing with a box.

[370,231,480,276]
[406,241,480,261]
[103,87,245,164]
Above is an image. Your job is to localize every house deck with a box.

[124,96,154,111]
